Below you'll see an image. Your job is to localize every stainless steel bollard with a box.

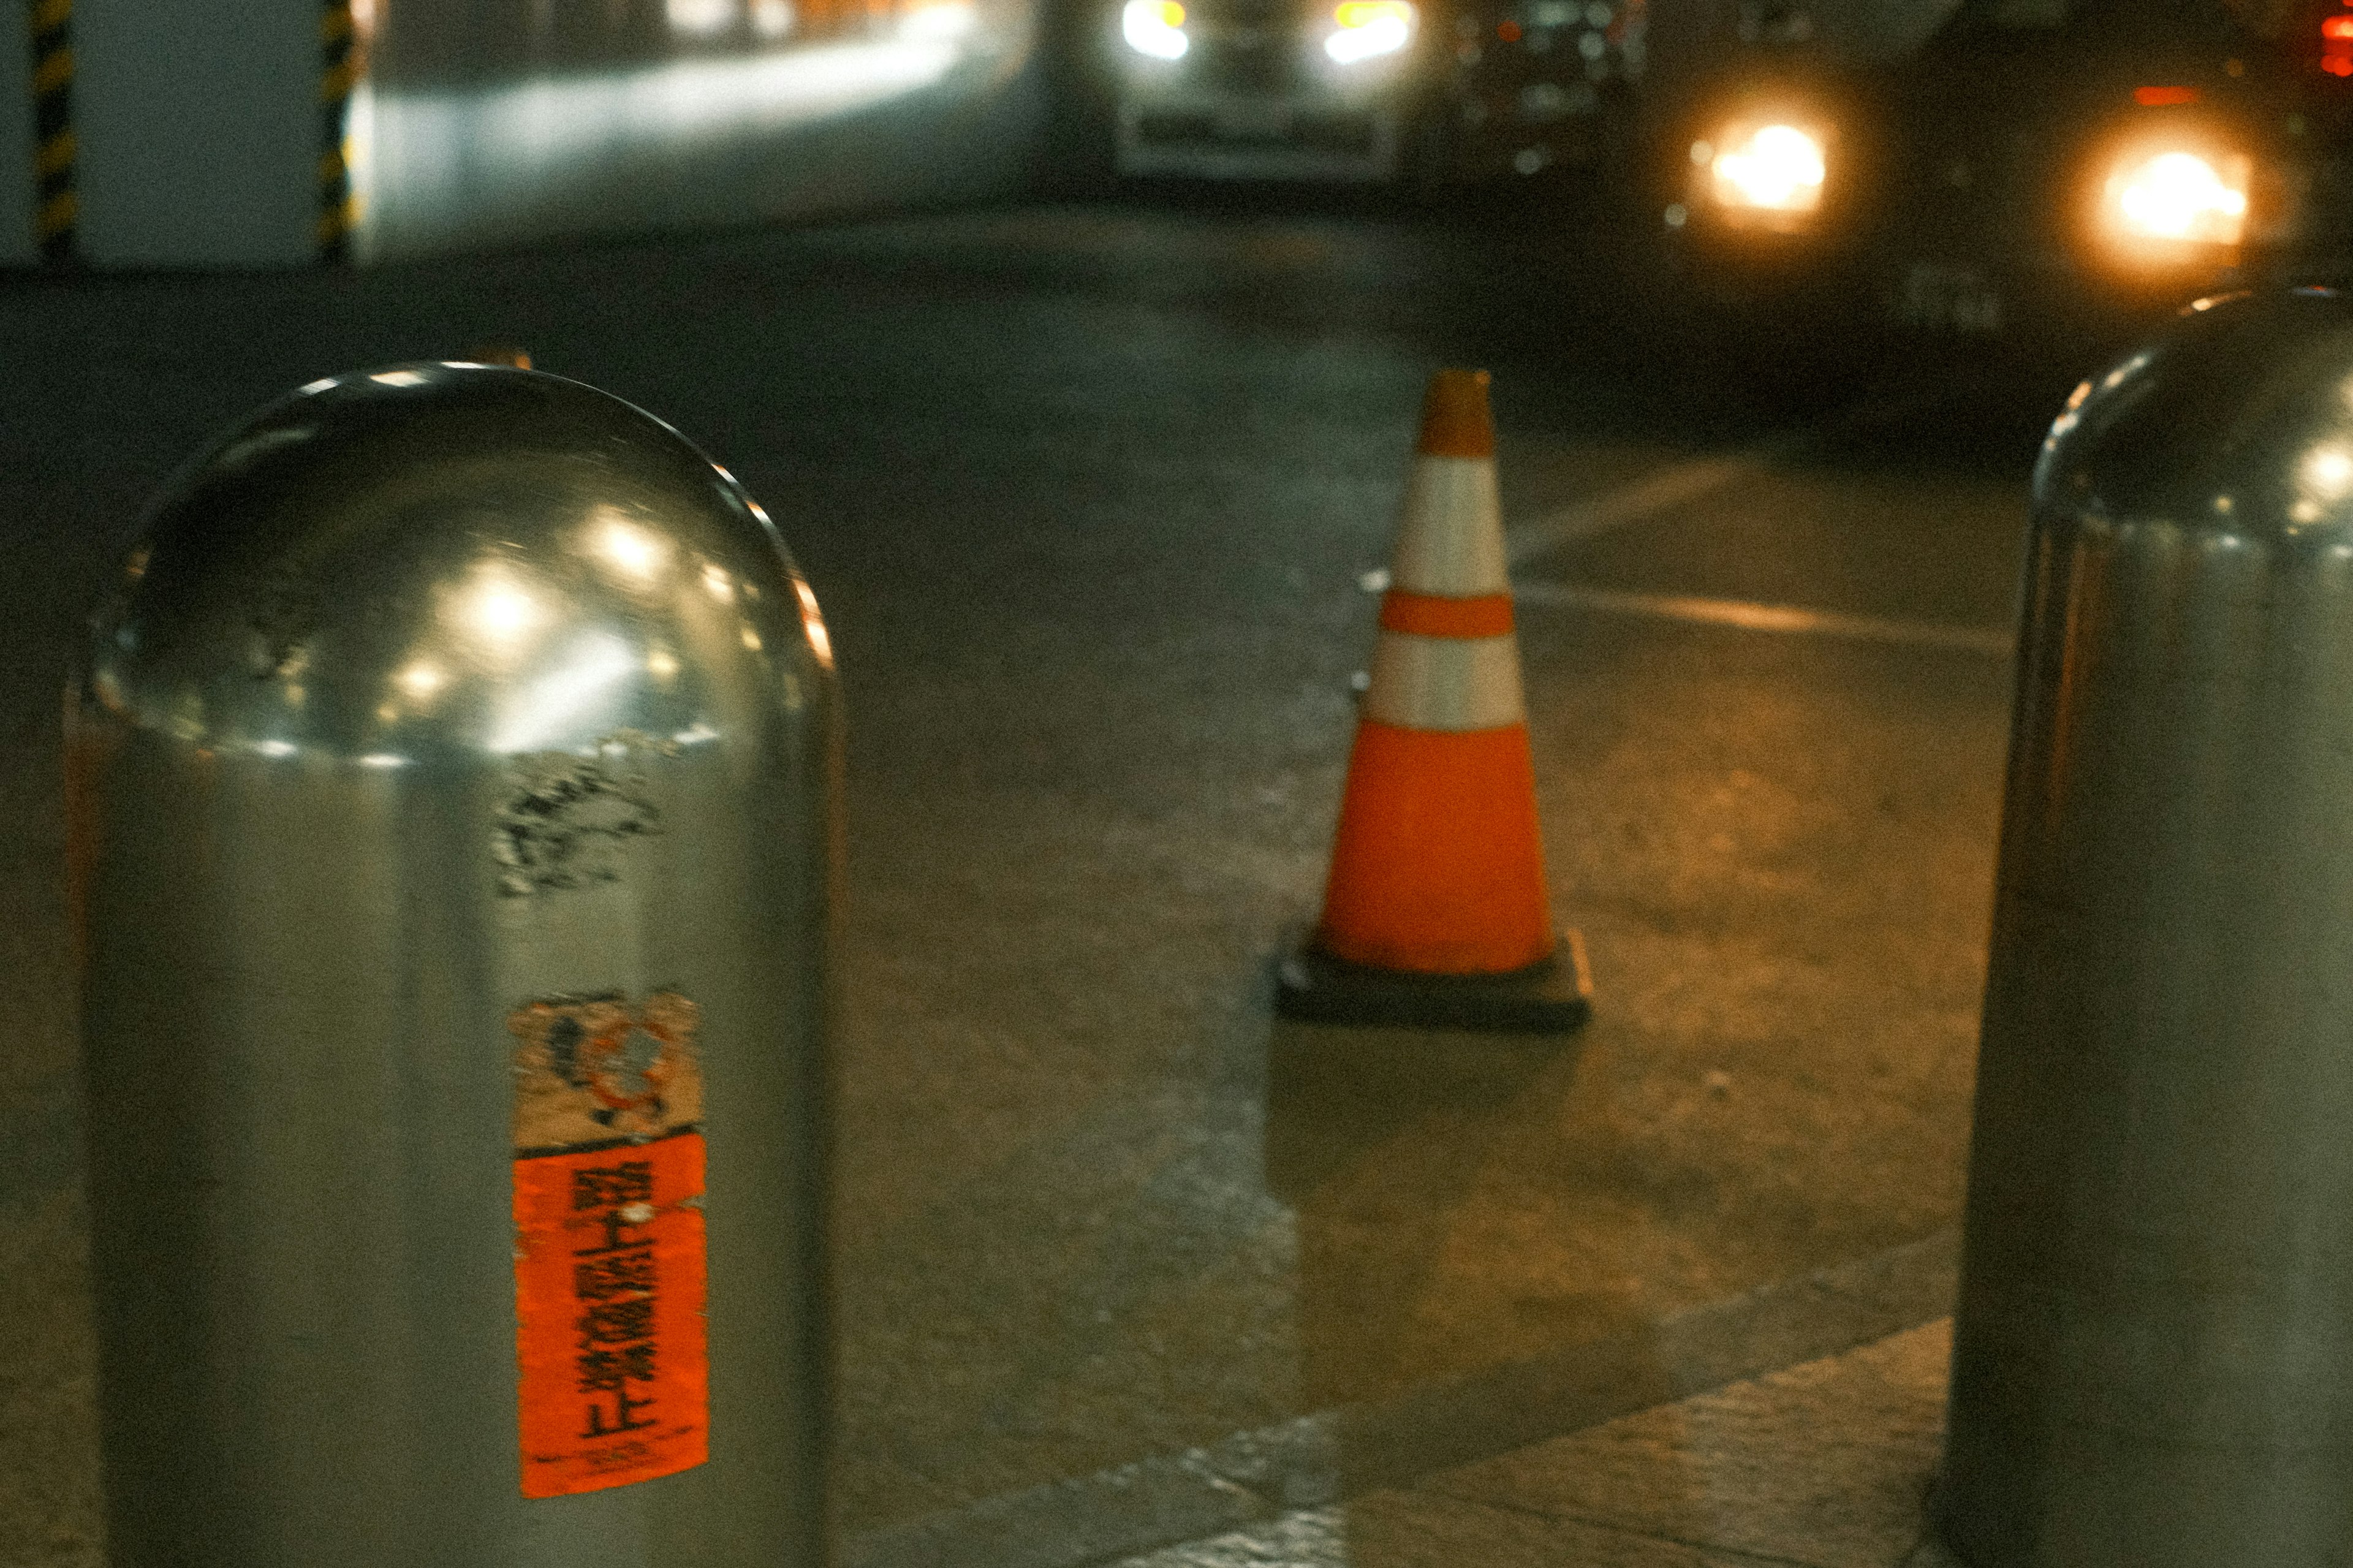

[1939,288,2353,1566]
[69,364,837,1566]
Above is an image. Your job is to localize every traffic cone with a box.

[1276,368,1590,1031]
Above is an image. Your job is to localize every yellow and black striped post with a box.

[29,0,74,264]
[317,0,357,262]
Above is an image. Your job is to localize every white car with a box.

[1109,0,1430,179]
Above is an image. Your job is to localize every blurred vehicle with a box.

[1440,0,1647,179]
[1102,0,1645,180]
[1656,0,2353,336]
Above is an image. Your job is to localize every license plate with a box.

[1899,260,2004,335]
[1213,101,1292,138]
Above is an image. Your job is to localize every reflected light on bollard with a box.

[70,364,837,1567]
[1939,287,2353,1568]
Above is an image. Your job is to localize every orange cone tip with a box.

[1416,368,1494,458]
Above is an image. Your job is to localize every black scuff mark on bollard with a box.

[494,730,675,897]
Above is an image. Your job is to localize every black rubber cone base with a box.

[1274,928,1592,1032]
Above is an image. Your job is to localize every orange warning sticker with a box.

[509,993,709,1498]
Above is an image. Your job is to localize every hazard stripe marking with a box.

[28,0,74,262]
[317,0,358,261]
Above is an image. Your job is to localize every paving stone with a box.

[1112,1322,1957,1568]
[1112,1492,1805,1568]
[1428,1321,1953,1568]
[846,1238,1958,1568]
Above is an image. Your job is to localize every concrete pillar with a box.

[0,0,35,265]
[75,0,317,268]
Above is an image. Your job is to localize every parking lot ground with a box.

[1109,1316,1964,1568]
[0,191,2074,1565]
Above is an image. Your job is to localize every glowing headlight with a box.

[1123,0,1188,58]
[1325,0,1414,62]
[1707,123,1826,213]
[2102,149,2249,248]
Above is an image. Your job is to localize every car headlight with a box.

[1123,0,1188,59]
[1325,0,1414,63]
[2101,148,2249,249]
[1703,123,1827,214]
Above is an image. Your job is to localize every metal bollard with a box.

[69,364,838,1566]
[1939,288,2353,1566]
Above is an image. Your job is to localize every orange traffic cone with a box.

[1276,368,1590,1031]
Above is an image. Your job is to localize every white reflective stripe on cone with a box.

[1364,631,1526,731]
[1390,456,1507,596]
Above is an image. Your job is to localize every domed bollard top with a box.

[1941,289,2353,1567]
[70,364,836,1567]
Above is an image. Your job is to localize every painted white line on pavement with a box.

[1504,434,1814,567]
[1502,389,1963,569]
[1514,579,2016,656]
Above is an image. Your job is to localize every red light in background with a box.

[2134,84,2199,104]
[2326,15,2353,36]
[2329,54,2353,72]
[1498,19,1520,39]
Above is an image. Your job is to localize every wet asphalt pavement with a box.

[0,183,2105,1564]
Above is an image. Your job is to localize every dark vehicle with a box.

[1101,0,1646,180]
[1657,0,2353,336]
